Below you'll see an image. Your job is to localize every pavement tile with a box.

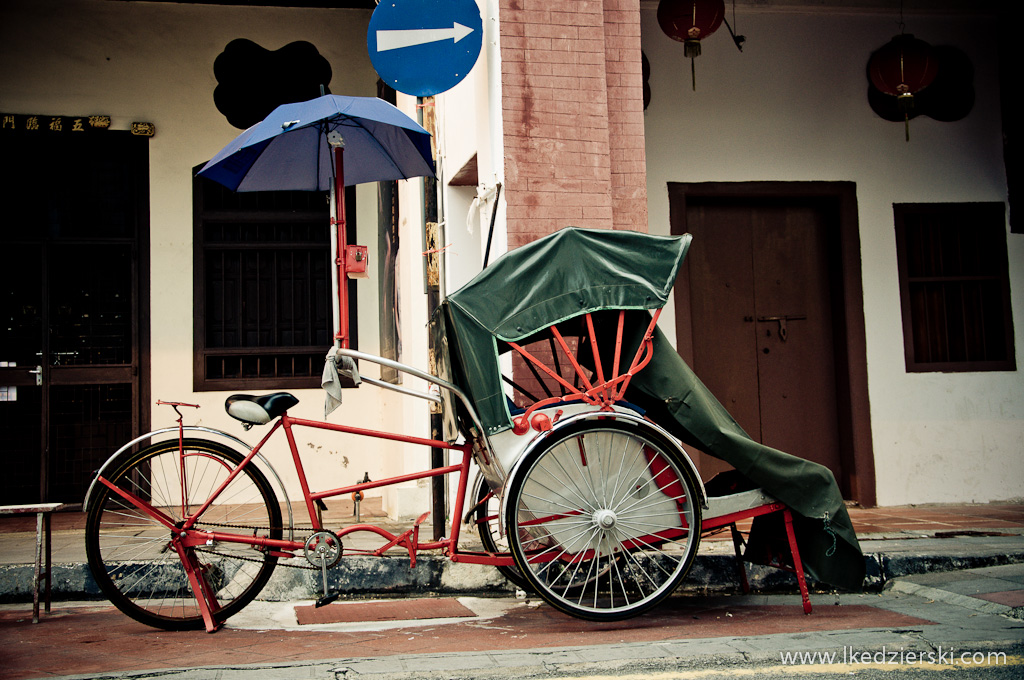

[904,571,990,586]
[295,597,474,625]
[938,577,1024,596]
[973,590,1024,607]
[971,564,1024,581]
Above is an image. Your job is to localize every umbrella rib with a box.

[329,116,414,183]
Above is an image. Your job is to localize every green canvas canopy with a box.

[433,227,691,436]
[431,226,864,591]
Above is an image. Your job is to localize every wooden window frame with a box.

[193,173,357,391]
[894,202,1015,373]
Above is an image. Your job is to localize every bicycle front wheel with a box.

[85,438,281,630]
[506,419,702,621]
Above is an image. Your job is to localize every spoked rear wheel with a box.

[506,419,702,621]
[85,438,281,630]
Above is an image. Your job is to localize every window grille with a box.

[894,202,1015,372]
[193,175,355,390]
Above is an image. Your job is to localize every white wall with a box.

[437,0,507,298]
[431,0,506,518]
[0,0,438,514]
[642,7,1023,505]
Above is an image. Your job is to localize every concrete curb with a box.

[3,547,1024,604]
[888,580,1024,620]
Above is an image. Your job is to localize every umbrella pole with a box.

[332,145,349,348]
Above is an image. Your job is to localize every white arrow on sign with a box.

[376,22,474,52]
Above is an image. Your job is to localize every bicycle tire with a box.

[473,479,531,591]
[85,438,282,630]
[505,418,702,621]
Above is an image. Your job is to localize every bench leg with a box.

[32,512,43,623]
[44,511,52,615]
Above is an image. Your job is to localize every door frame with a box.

[669,181,875,506]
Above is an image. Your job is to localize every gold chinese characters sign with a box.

[1,114,155,137]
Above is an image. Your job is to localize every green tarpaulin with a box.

[433,227,864,591]
[435,228,691,435]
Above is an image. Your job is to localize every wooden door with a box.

[680,197,844,485]
[0,130,148,505]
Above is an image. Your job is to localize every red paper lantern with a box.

[868,34,938,140]
[657,0,725,90]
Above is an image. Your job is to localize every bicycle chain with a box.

[190,520,325,571]
[189,520,404,571]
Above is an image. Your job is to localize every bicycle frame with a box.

[167,412,509,567]
[91,351,518,631]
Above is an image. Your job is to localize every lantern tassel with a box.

[684,40,701,91]
[898,92,914,142]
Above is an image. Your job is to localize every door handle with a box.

[29,366,42,386]
[754,315,806,342]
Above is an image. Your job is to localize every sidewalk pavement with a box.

[1,503,1022,679]
[3,500,1023,601]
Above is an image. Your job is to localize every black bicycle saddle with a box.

[225,392,299,425]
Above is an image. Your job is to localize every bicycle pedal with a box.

[315,593,340,608]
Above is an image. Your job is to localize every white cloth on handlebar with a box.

[322,346,361,417]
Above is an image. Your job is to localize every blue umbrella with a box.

[197,95,435,347]
[198,95,434,191]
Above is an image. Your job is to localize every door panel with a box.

[49,384,133,503]
[0,385,43,504]
[683,198,843,485]
[686,204,759,481]
[0,130,146,505]
[750,205,841,473]
[50,244,134,368]
[0,244,45,505]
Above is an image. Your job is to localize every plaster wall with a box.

[0,0,435,512]
[641,7,1022,505]
[436,0,507,293]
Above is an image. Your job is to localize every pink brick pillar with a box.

[499,0,648,248]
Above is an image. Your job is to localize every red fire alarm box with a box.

[345,245,369,279]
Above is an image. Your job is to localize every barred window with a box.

[894,202,1015,372]
[193,174,356,391]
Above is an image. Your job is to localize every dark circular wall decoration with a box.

[214,39,333,130]
[642,51,651,111]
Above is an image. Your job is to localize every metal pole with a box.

[333,145,349,348]
[420,97,446,541]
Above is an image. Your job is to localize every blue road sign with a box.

[368,0,483,97]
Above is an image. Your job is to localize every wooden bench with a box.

[0,503,65,623]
